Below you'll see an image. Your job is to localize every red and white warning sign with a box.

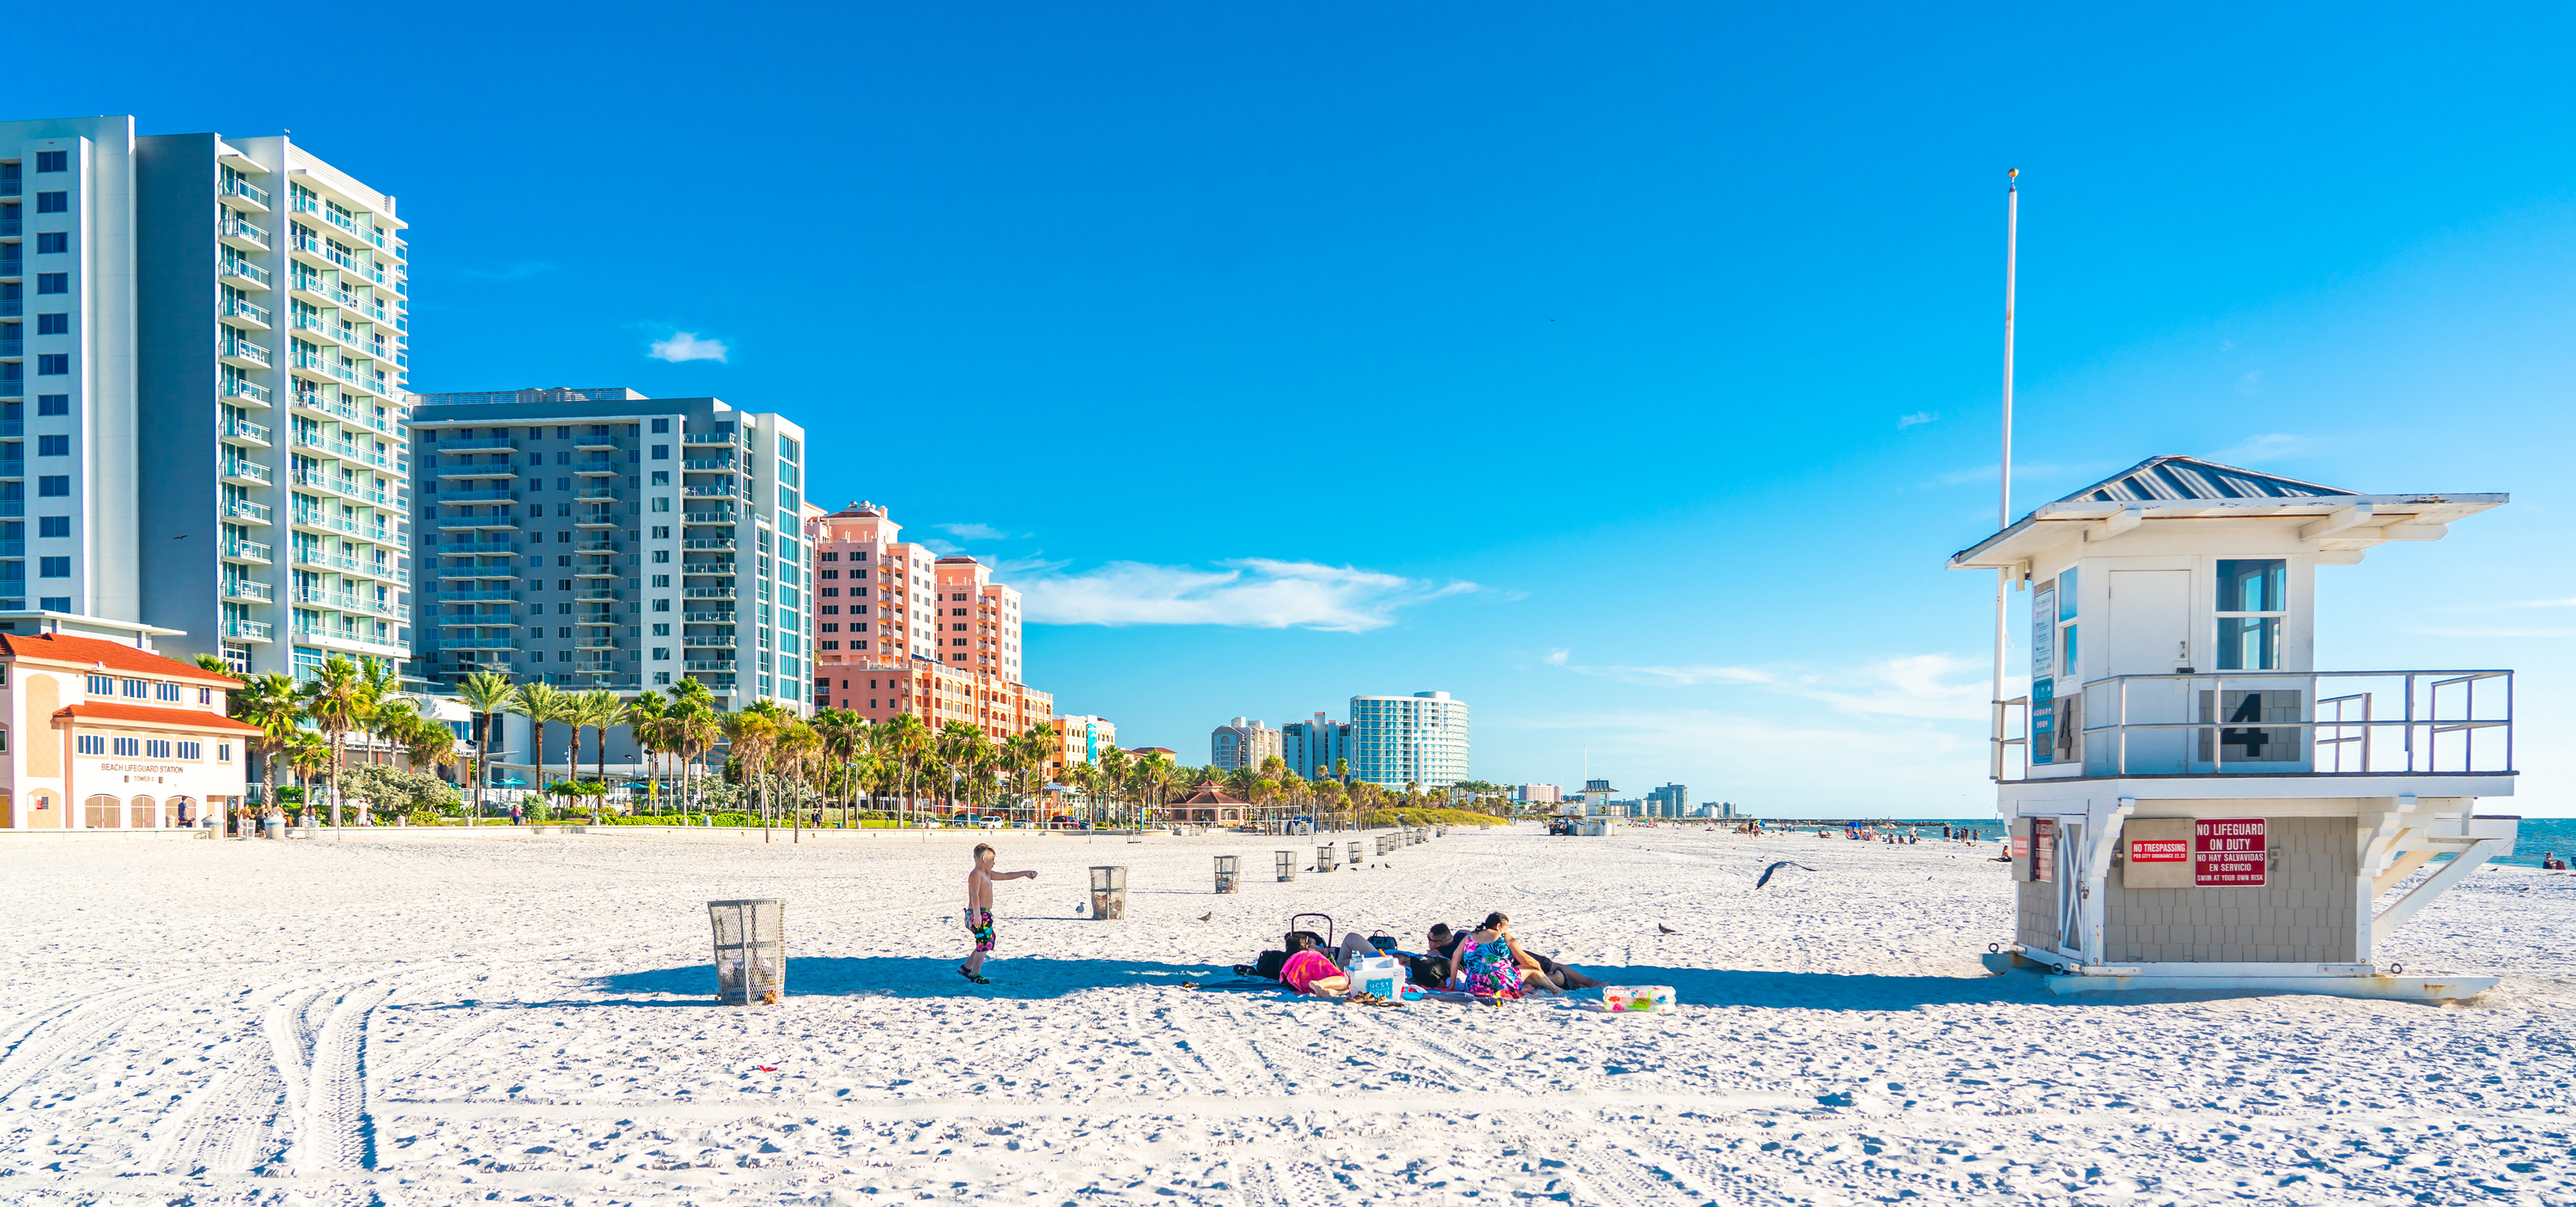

[2193,817,2267,887]
[2128,834,2190,863]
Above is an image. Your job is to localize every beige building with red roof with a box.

[0,629,256,829]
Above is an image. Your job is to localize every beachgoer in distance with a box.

[960,843,1037,986]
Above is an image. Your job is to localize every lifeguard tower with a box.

[1949,456,2518,1000]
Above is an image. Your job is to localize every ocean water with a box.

[1794,815,2576,869]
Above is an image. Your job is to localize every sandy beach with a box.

[3,822,2573,1205]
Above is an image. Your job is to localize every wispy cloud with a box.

[939,522,1019,542]
[459,261,557,282]
[2204,433,2320,464]
[1008,559,1475,633]
[647,331,731,363]
[1545,649,1988,720]
[1898,410,1941,429]
[921,538,964,555]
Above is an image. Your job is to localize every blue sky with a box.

[46,3,2576,814]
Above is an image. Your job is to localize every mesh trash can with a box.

[1316,844,1337,873]
[1347,840,1364,867]
[1214,855,1241,894]
[1275,850,1298,882]
[708,899,786,1005]
[1089,866,1128,920]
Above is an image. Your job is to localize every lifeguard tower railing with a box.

[1994,669,2512,781]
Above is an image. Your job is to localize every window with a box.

[38,557,67,578]
[651,445,669,459]
[38,516,68,538]
[39,596,65,611]
[38,396,67,416]
[651,525,669,538]
[651,622,670,636]
[156,682,180,701]
[558,579,573,591]
[650,495,670,512]
[123,678,146,698]
[113,737,140,756]
[652,418,670,434]
[652,597,670,612]
[2216,559,2288,671]
[38,477,67,497]
[179,741,203,760]
[36,355,67,376]
[651,573,670,587]
[651,471,670,486]
[36,191,66,214]
[36,273,67,294]
[35,150,66,173]
[78,735,105,755]
[198,687,211,704]
[35,232,67,254]
[37,313,67,335]
[820,569,838,580]
[37,435,67,456]
[145,739,172,759]
[557,627,572,639]
[652,549,670,563]
[555,451,570,464]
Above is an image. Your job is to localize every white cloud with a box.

[1898,410,1940,429]
[1546,649,1987,720]
[647,331,730,363]
[939,522,1017,542]
[920,538,964,555]
[1006,558,1474,633]
[2204,433,2320,465]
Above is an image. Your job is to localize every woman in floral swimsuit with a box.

[1448,917,1537,1000]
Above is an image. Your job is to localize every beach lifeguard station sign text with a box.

[2123,816,2266,889]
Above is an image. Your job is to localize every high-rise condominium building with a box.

[1211,717,1281,772]
[1645,782,1689,818]
[1348,691,1470,789]
[1281,712,1352,781]
[809,501,1051,739]
[403,388,812,711]
[0,116,412,675]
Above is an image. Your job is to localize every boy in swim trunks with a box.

[961,843,1037,985]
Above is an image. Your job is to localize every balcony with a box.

[574,587,623,604]
[685,658,739,672]
[682,635,735,648]
[574,434,621,452]
[221,418,272,447]
[682,510,737,526]
[679,458,736,472]
[297,588,402,616]
[222,458,273,486]
[573,461,621,477]
[572,541,618,554]
[574,514,621,530]
[571,566,621,579]
[436,489,516,504]
[221,296,272,330]
[223,176,271,209]
[222,619,276,643]
[293,628,410,657]
[436,637,518,652]
[573,487,620,503]
[681,561,734,576]
[222,539,273,564]
[437,589,516,602]
[436,515,519,533]
[681,484,738,499]
[2004,670,2518,782]
[572,637,619,652]
[223,377,272,407]
[437,565,521,581]
[222,578,274,603]
[220,258,271,289]
[436,438,515,452]
[222,498,273,525]
[220,216,272,251]
[574,611,619,625]
[438,541,520,557]
[682,586,735,599]
[683,432,738,446]
[219,336,272,369]
[683,610,735,623]
[683,537,735,551]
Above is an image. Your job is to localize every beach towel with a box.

[1279,949,1341,993]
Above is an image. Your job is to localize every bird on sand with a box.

[1198,912,1213,922]
[1656,924,1679,936]
[1754,861,1817,889]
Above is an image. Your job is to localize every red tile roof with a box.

[1175,784,1251,805]
[0,632,243,686]
[52,701,264,733]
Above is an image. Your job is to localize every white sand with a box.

[4,822,2574,1205]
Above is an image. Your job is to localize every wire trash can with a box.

[708,898,786,1005]
[1214,854,1242,894]
[1275,850,1298,881]
[1316,844,1338,873]
[1089,865,1129,919]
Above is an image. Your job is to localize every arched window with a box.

[130,797,157,829]
[168,796,197,828]
[83,795,121,828]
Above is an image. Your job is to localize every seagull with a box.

[1198,912,1213,922]
[1754,861,1817,889]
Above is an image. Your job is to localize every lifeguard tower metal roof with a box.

[1948,455,2506,569]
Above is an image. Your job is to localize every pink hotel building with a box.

[807,502,1054,749]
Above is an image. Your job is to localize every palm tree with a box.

[1097,745,1133,831]
[574,689,625,822]
[192,652,231,676]
[230,672,304,819]
[625,690,671,816]
[777,721,823,832]
[671,697,723,823]
[456,671,519,822]
[283,730,332,815]
[508,681,573,816]
[934,721,989,819]
[355,658,403,767]
[298,653,378,826]
[875,712,931,826]
[403,714,459,789]
[1005,725,1055,825]
[811,707,869,825]
[723,706,783,829]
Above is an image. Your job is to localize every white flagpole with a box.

[1992,168,2019,780]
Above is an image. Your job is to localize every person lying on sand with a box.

[1277,933,1352,998]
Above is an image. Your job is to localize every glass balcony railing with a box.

[222,458,272,484]
[222,297,271,327]
[223,176,270,208]
[221,216,271,249]
[222,418,272,445]
[222,578,273,602]
[223,619,275,641]
[223,498,273,524]
[220,258,271,287]
[219,336,271,367]
[222,539,273,563]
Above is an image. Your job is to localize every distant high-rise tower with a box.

[1348,691,1469,789]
